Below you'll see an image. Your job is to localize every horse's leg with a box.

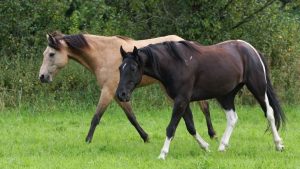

[159,83,216,139]
[183,105,209,151]
[246,82,284,151]
[158,97,188,160]
[85,87,114,143]
[115,99,149,142]
[198,100,217,139]
[217,90,240,151]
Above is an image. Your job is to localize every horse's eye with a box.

[131,66,137,72]
[49,53,55,57]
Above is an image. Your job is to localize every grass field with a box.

[0,102,299,169]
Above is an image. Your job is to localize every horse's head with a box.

[39,33,69,83]
[116,46,143,102]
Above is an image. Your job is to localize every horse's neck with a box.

[68,51,94,72]
[140,51,162,82]
[67,35,124,74]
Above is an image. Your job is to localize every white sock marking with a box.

[158,137,172,160]
[265,93,284,150]
[219,109,238,151]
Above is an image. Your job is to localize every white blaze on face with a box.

[122,63,127,70]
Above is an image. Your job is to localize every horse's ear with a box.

[132,46,142,63]
[47,33,54,43]
[133,46,138,55]
[120,46,127,59]
[47,33,58,46]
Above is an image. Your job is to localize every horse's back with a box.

[134,35,183,48]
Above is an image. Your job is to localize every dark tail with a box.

[259,52,286,130]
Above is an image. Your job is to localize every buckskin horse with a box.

[38,32,216,144]
[116,40,285,159]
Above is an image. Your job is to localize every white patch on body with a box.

[184,56,193,66]
[264,93,284,151]
[158,137,172,160]
[218,109,238,151]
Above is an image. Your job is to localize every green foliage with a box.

[0,0,299,110]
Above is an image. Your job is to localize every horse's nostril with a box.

[121,92,126,97]
[40,74,45,80]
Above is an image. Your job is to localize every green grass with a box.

[0,102,299,169]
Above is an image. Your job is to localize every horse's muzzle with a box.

[39,74,50,83]
[117,90,130,102]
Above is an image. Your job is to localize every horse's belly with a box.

[190,87,233,101]
[191,73,242,100]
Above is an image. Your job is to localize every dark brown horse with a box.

[116,40,285,159]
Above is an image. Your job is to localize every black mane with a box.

[48,31,89,51]
[63,34,89,51]
[140,41,199,64]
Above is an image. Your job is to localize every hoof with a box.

[201,143,210,152]
[204,147,211,152]
[143,135,150,143]
[158,149,168,160]
[275,140,284,151]
[209,132,217,140]
[158,152,167,160]
[211,135,218,141]
[276,144,284,151]
[218,143,227,152]
[85,137,92,143]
